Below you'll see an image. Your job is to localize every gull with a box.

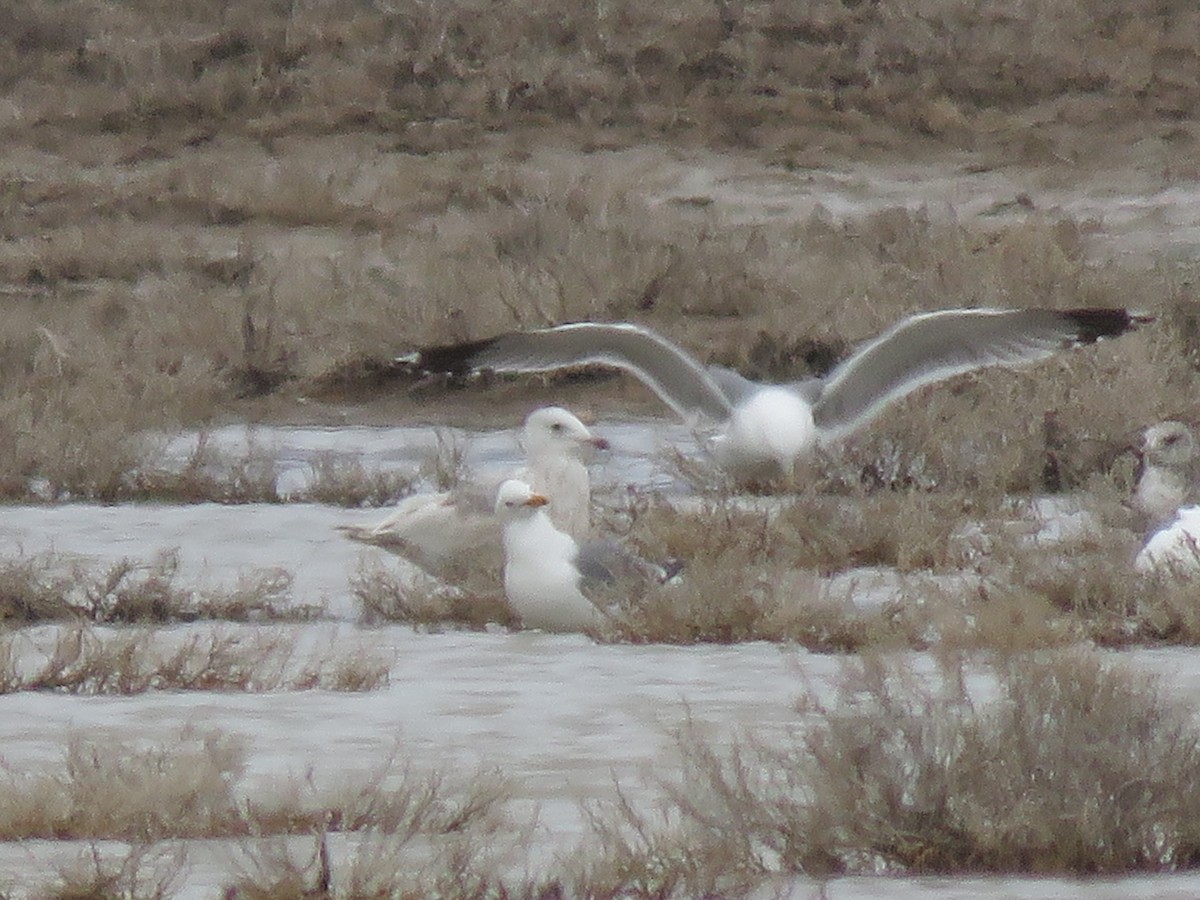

[494,479,679,633]
[406,308,1149,481]
[339,407,608,584]
[1133,421,1200,575]
[1132,420,1200,529]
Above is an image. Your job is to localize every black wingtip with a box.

[1062,308,1154,344]
[400,336,501,376]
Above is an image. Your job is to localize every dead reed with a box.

[41,844,185,900]
[352,563,515,631]
[0,551,315,625]
[0,625,390,695]
[0,733,506,845]
[582,650,1200,889]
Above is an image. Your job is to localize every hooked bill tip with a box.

[525,494,550,508]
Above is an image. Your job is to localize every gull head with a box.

[1141,421,1197,472]
[494,479,551,519]
[521,406,609,461]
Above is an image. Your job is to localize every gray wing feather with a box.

[811,308,1133,438]
[705,365,761,405]
[467,323,734,423]
[574,539,663,593]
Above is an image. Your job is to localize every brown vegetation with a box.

[0,625,389,695]
[0,733,504,843]
[0,551,314,625]
[580,652,1200,891]
[12,652,1200,893]
[353,562,515,631]
[43,845,184,900]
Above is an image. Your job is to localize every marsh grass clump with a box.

[229,768,523,899]
[352,564,514,631]
[598,490,1038,649]
[626,488,990,578]
[1002,540,1200,648]
[586,652,1200,886]
[302,452,418,508]
[0,732,507,846]
[126,432,283,504]
[0,552,314,625]
[43,844,184,900]
[0,554,79,624]
[76,554,307,625]
[0,626,389,695]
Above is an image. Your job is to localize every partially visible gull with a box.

[1135,507,1200,575]
[494,478,679,633]
[407,309,1149,481]
[1133,421,1200,575]
[339,407,608,584]
[1132,420,1200,529]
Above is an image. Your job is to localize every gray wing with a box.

[574,539,667,593]
[417,323,735,424]
[811,307,1144,439]
[705,365,761,405]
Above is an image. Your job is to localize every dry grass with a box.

[40,845,185,900]
[0,552,316,625]
[596,490,1015,650]
[125,432,283,505]
[3,0,1196,153]
[581,651,1200,889]
[352,563,515,631]
[227,828,547,900]
[0,625,390,695]
[0,732,507,844]
[303,452,417,508]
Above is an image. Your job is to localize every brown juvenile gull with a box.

[494,478,680,633]
[404,308,1150,481]
[339,406,608,584]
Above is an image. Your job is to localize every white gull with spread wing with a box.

[410,308,1148,480]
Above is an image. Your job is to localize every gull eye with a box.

[550,423,564,432]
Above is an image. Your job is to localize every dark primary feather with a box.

[1061,307,1152,344]
[414,336,502,377]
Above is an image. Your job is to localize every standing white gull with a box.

[495,479,679,633]
[339,407,608,584]
[407,309,1149,480]
[1132,420,1200,529]
[1133,421,1200,576]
